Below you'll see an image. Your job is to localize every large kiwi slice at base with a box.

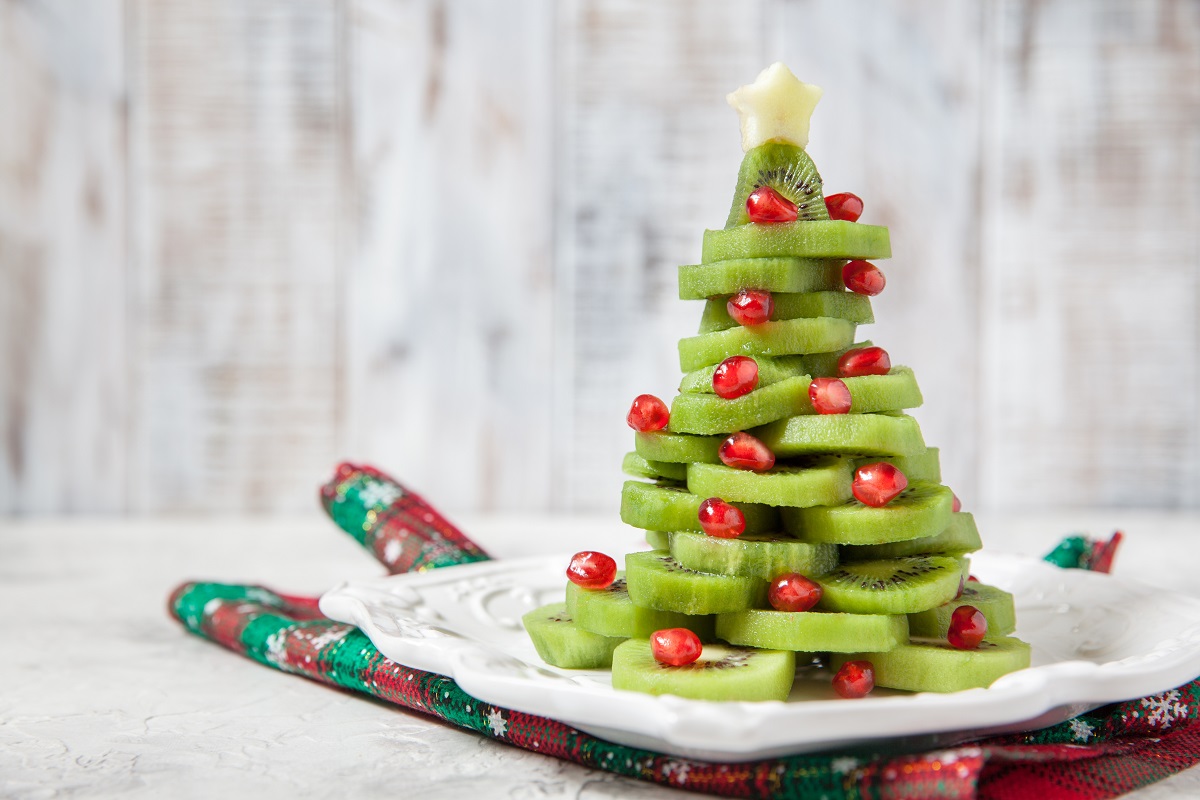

[678,258,843,300]
[716,608,908,653]
[817,556,963,615]
[703,221,892,263]
[830,636,1031,693]
[753,413,927,458]
[668,529,838,581]
[620,481,779,535]
[612,639,796,702]
[907,582,1017,642]
[678,317,857,372]
[565,573,715,641]
[842,512,982,560]
[782,481,955,545]
[687,457,854,509]
[624,550,767,615]
[669,375,812,435]
[521,603,625,669]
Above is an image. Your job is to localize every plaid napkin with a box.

[169,464,1200,799]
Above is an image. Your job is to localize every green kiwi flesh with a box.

[678,258,843,300]
[699,291,874,333]
[668,529,838,581]
[679,355,809,394]
[634,431,723,464]
[782,481,955,545]
[687,457,854,509]
[716,609,908,653]
[565,573,715,640]
[644,530,671,551]
[669,375,812,435]
[753,412,927,458]
[907,582,1017,641]
[620,481,780,535]
[678,317,857,372]
[842,512,982,560]
[725,143,829,227]
[703,221,891,263]
[622,452,688,482]
[521,603,625,669]
[858,447,941,484]
[624,550,767,615]
[817,556,963,615]
[830,636,1031,693]
[611,639,796,702]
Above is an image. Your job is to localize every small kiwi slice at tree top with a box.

[526,63,1027,702]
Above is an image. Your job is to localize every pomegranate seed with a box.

[768,573,823,612]
[843,260,886,296]
[746,187,798,224]
[948,605,988,649]
[852,463,908,507]
[833,660,875,699]
[651,628,703,666]
[809,378,852,414]
[719,432,775,471]
[837,346,891,378]
[566,551,617,590]
[967,575,979,583]
[627,394,669,432]
[712,356,759,399]
[952,492,963,513]
[825,192,864,222]
[727,289,774,327]
[698,498,746,539]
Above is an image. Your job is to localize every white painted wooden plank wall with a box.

[1,0,1197,516]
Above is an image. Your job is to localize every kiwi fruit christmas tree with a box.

[522,63,1030,701]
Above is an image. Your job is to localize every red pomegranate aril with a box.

[809,377,852,415]
[698,497,746,539]
[713,356,759,399]
[825,192,864,222]
[837,346,891,378]
[843,260,886,296]
[746,186,798,224]
[952,492,963,513]
[967,575,979,583]
[651,628,703,666]
[852,462,908,507]
[948,605,988,649]
[627,394,670,432]
[727,289,774,327]
[768,573,823,612]
[833,660,875,699]
[566,551,617,590]
[719,432,775,471]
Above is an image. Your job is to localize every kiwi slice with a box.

[644,530,671,551]
[817,556,962,615]
[622,452,688,482]
[687,456,854,509]
[668,529,838,581]
[678,258,843,300]
[842,512,981,560]
[612,639,796,702]
[716,609,908,653]
[908,582,1017,642]
[624,550,767,615]
[521,603,625,669]
[634,431,723,464]
[669,375,812,435]
[781,481,955,545]
[751,368,922,417]
[703,221,892,263]
[679,317,857,372]
[620,481,779,535]
[830,636,1031,694]
[753,412,927,458]
[699,291,875,334]
[725,142,830,227]
[857,447,941,484]
[802,340,872,378]
[679,355,810,394]
[565,573,715,641]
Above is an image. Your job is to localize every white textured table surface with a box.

[2,512,1199,799]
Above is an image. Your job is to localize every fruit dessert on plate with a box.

[523,63,1030,701]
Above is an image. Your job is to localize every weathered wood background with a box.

[2,0,1197,516]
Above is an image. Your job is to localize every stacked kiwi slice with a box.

[523,75,1029,704]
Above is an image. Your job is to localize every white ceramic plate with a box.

[319,552,1200,761]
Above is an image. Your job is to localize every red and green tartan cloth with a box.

[169,464,1200,799]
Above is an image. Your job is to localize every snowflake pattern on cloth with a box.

[486,708,508,738]
[1069,717,1095,742]
[357,481,403,509]
[1137,689,1189,729]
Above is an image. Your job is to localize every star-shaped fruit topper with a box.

[727,63,822,152]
